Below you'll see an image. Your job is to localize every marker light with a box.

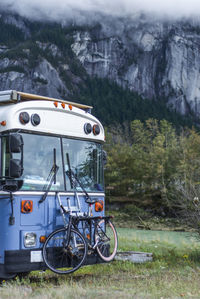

[95,200,104,212]
[93,124,100,136]
[24,233,36,248]
[84,123,92,134]
[54,101,58,107]
[19,112,30,125]
[0,121,6,126]
[21,200,33,213]
[61,102,65,109]
[31,114,40,126]
[40,236,46,243]
[68,104,73,110]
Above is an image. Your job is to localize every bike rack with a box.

[60,192,84,216]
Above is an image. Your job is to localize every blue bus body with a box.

[0,193,104,277]
[0,91,105,278]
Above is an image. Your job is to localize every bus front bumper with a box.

[0,249,103,278]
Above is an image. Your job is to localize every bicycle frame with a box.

[42,192,117,275]
[56,191,112,250]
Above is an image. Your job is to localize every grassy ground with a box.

[1,228,200,298]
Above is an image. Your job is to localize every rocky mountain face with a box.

[0,12,200,117]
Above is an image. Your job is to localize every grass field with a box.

[1,228,200,299]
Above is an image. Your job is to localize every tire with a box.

[95,219,118,262]
[43,227,87,274]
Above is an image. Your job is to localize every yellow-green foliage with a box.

[105,119,200,215]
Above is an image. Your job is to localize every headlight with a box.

[24,233,36,248]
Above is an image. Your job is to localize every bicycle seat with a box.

[85,198,98,205]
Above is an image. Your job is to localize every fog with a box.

[0,0,200,22]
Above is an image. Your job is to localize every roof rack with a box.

[0,90,93,112]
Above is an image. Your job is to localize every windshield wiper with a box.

[66,153,94,204]
[66,152,74,190]
[39,148,59,204]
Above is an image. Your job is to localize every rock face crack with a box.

[71,18,200,116]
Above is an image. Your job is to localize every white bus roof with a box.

[0,90,93,111]
[0,90,104,142]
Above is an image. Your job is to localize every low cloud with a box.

[0,0,200,22]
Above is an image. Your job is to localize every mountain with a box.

[0,12,199,125]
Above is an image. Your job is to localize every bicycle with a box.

[81,197,118,263]
[42,193,118,274]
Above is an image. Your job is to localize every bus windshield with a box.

[63,138,104,192]
[1,133,104,192]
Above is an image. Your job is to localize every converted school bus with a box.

[0,90,105,279]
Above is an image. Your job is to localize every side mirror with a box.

[9,134,23,153]
[0,180,23,192]
[102,150,107,166]
[8,134,24,178]
[9,159,23,178]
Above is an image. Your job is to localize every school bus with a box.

[0,90,110,278]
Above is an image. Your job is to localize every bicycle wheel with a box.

[43,227,87,274]
[95,219,118,262]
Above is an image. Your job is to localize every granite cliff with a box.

[0,12,200,118]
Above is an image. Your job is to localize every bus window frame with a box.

[21,133,65,192]
[0,131,105,193]
[62,137,104,193]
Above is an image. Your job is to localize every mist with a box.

[0,0,200,22]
